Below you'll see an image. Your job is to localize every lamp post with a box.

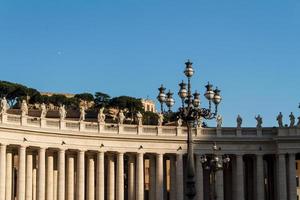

[200,143,230,200]
[157,60,222,199]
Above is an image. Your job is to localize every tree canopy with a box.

[108,96,144,112]
[94,92,110,108]
[0,80,151,115]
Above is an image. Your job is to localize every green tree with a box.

[94,92,110,108]
[48,94,69,106]
[143,111,159,125]
[108,96,144,112]
[74,93,94,102]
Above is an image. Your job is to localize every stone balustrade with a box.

[2,112,300,138]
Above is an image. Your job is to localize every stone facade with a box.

[0,111,300,200]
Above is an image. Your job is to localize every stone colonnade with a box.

[0,143,298,200]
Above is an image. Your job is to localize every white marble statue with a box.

[158,113,164,126]
[255,115,263,128]
[97,107,106,123]
[59,105,67,120]
[177,117,182,127]
[289,112,295,127]
[216,114,223,128]
[297,116,300,128]
[118,110,125,124]
[237,115,242,128]
[136,111,143,125]
[276,112,283,128]
[79,105,86,121]
[40,103,47,118]
[0,97,9,114]
[21,100,28,116]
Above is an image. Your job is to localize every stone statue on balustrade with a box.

[59,105,67,121]
[216,114,223,128]
[118,110,125,124]
[79,105,86,121]
[158,113,164,126]
[97,107,106,123]
[21,100,28,116]
[197,117,202,128]
[0,97,9,114]
[289,112,295,127]
[297,116,300,128]
[40,103,47,118]
[136,111,143,125]
[237,115,242,128]
[255,115,263,128]
[276,112,283,128]
[177,117,182,127]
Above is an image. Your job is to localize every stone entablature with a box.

[0,111,300,155]
[1,111,300,200]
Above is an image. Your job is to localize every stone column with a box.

[155,153,163,200]
[128,155,135,200]
[256,154,264,200]
[215,170,224,200]
[96,151,105,200]
[77,150,85,200]
[169,156,176,200]
[236,154,244,200]
[149,156,156,200]
[5,150,13,200]
[53,170,58,200]
[87,155,95,200]
[32,167,37,200]
[107,154,115,200]
[46,152,54,200]
[58,149,65,200]
[277,154,287,200]
[26,152,33,200]
[176,154,184,200]
[116,153,124,200]
[18,146,26,200]
[0,144,6,200]
[37,148,46,200]
[288,153,297,200]
[67,155,74,200]
[195,155,204,200]
[136,153,144,200]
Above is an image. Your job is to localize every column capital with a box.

[19,145,27,150]
[77,149,86,153]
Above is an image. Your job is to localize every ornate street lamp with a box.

[200,143,230,200]
[157,60,222,199]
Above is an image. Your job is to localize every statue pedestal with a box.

[79,121,85,131]
[98,122,105,133]
[236,128,242,136]
[118,124,124,134]
[137,125,142,135]
[257,128,262,136]
[176,127,182,136]
[21,116,27,126]
[60,120,66,130]
[157,126,162,136]
[1,113,7,123]
[40,118,46,128]
[196,127,202,136]
[216,127,222,136]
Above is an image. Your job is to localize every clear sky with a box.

[0,0,299,127]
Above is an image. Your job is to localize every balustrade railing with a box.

[1,113,297,138]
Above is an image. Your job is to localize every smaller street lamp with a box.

[200,143,230,200]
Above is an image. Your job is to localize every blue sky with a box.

[0,0,299,127]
